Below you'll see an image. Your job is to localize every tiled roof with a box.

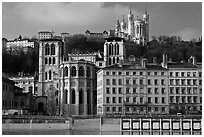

[146,65,167,70]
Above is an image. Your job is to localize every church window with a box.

[45,72,47,80]
[79,66,84,77]
[87,67,91,77]
[49,57,52,64]
[117,57,119,63]
[71,89,75,104]
[45,43,49,55]
[79,89,83,104]
[53,57,55,64]
[109,58,112,65]
[109,43,112,55]
[65,90,68,104]
[51,43,55,55]
[113,57,115,64]
[71,66,76,76]
[45,57,48,64]
[115,43,119,55]
[64,66,68,77]
[49,70,52,80]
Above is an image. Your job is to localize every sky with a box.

[2,2,202,41]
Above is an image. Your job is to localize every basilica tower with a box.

[128,9,134,40]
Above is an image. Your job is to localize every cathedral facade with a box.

[115,10,149,46]
[38,39,97,116]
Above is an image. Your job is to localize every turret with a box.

[128,9,134,38]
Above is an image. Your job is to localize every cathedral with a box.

[37,36,126,116]
[115,10,149,46]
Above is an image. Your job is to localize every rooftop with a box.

[105,37,125,42]
[167,62,198,69]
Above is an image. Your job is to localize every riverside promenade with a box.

[2,115,202,135]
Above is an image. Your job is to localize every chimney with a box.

[141,58,147,68]
[153,57,157,64]
[162,54,168,68]
[189,56,196,65]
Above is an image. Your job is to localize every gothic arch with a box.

[79,89,83,104]
[45,43,49,55]
[109,57,112,65]
[71,89,75,104]
[113,57,115,64]
[79,66,84,77]
[109,43,113,55]
[53,57,55,64]
[64,66,68,77]
[87,66,91,77]
[115,43,119,55]
[71,66,76,76]
[49,57,52,64]
[38,102,44,112]
[117,57,120,63]
[45,71,47,80]
[51,43,55,55]
[45,57,48,64]
[65,89,68,104]
[49,70,52,80]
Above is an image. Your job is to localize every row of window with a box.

[105,71,201,77]
[106,71,146,76]
[169,96,202,104]
[105,78,166,86]
[45,57,56,65]
[169,71,201,77]
[105,106,167,113]
[106,42,120,56]
[45,43,55,55]
[45,70,53,80]
[105,87,166,95]
[169,87,201,94]
[169,79,201,86]
[105,96,166,104]
[63,66,91,77]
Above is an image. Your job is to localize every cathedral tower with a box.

[104,37,126,66]
[128,9,134,40]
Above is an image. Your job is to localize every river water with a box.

[2,129,201,135]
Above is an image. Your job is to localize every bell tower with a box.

[104,37,126,66]
[38,39,63,96]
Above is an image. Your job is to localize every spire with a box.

[129,5,132,14]
[122,14,125,21]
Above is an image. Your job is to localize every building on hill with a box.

[38,31,53,40]
[6,39,34,54]
[115,9,149,46]
[85,30,108,41]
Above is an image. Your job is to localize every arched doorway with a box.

[38,102,44,112]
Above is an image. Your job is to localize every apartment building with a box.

[97,61,170,115]
[168,62,202,114]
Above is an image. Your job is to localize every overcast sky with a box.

[2,2,202,41]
